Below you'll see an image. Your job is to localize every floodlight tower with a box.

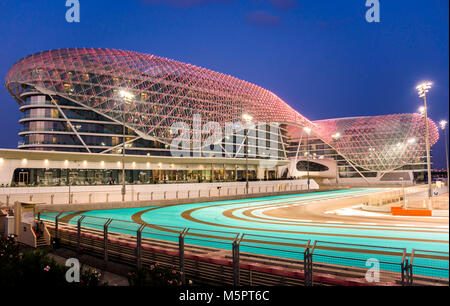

[242,114,253,194]
[439,120,449,186]
[119,90,134,202]
[303,127,312,191]
[416,82,433,199]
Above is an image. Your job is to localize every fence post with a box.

[401,250,405,286]
[151,192,153,201]
[407,250,416,286]
[304,241,313,286]
[400,249,413,286]
[104,219,112,264]
[179,228,188,285]
[405,259,413,286]
[233,234,242,286]
[136,224,145,268]
[308,241,317,286]
[54,212,63,240]
[77,216,86,254]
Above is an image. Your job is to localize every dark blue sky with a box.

[0,0,448,168]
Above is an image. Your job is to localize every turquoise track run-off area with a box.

[41,188,449,279]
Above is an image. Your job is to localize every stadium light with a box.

[416,82,432,98]
[439,120,449,186]
[418,106,425,115]
[416,81,433,199]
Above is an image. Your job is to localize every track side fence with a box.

[40,213,449,286]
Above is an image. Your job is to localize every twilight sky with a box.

[0,0,448,168]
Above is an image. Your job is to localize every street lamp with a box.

[416,81,433,199]
[439,120,449,186]
[303,127,312,191]
[332,132,341,185]
[119,90,134,202]
[242,114,253,194]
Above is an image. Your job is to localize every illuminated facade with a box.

[6,48,312,157]
[2,48,439,186]
[287,114,439,183]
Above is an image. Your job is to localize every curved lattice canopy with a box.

[6,48,313,144]
[313,114,439,172]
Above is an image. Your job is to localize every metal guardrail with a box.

[311,240,408,285]
[409,249,449,285]
[1,182,309,206]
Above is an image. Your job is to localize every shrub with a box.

[79,266,103,287]
[0,236,106,287]
[127,263,186,286]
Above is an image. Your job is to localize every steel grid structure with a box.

[4,48,440,174]
[311,114,439,172]
[6,48,313,147]
[315,114,439,172]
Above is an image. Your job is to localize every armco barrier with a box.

[311,241,407,285]
[39,214,449,286]
[409,249,449,286]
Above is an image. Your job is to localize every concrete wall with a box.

[1,179,319,207]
